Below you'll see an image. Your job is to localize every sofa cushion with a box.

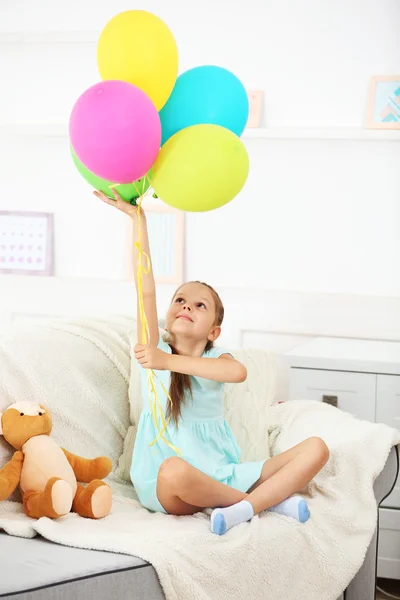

[0,317,132,492]
[0,533,164,600]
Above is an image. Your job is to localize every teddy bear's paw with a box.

[48,477,73,517]
[91,481,112,519]
[73,480,112,519]
[93,456,113,480]
[23,477,73,519]
[12,451,24,463]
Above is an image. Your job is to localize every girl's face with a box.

[165,282,221,344]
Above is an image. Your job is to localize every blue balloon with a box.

[160,65,249,145]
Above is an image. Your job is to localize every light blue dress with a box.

[130,337,265,513]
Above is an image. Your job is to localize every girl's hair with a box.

[166,281,224,426]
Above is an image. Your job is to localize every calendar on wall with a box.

[0,211,54,276]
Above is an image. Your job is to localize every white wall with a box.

[0,0,399,356]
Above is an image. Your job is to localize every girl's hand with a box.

[93,188,144,219]
[134,344,169,370]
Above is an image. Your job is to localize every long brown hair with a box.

[166,282,224,426]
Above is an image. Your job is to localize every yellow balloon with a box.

[152,125,249,212]
[97,10,178,111]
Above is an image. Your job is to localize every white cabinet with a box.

[289,368,376,422]
[286,337,400,580]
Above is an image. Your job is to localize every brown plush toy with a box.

[0,402,112,519]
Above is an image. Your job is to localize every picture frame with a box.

[127,202,185,285]
[0,211,54,276]
[366,76,400,129]
[246,90,263,128]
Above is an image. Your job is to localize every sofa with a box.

[0,316,398,600]
[0,445,397,600]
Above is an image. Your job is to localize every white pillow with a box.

[0,316,133,500]
[116,328,278,481]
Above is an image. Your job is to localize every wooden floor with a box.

[376,578,400,599]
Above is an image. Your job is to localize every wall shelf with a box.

[0,31,98,44]
[1,124,399,141]
[243,128,400,141]
[0,124,69,136]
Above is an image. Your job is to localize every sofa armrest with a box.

[344,446,399,600]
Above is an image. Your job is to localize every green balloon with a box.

[152,124,249,212]
[70,147,151,202]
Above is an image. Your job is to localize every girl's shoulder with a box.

[202,346,233,359]
[157,332,232,360]
[158,334,172,354]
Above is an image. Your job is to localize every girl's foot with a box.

[210,495,310,536]
[211,500,254,535]
[268,495,310,523]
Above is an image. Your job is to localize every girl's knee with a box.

[158,457,188,485]
[306,437,330,464]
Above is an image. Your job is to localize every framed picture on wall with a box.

[246,90,263,128]
[127,202,185,285]
[366,75,400,129]
[0,211,54,276]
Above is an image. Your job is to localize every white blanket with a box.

[1,397,399,600]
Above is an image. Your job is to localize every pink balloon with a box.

[69,80,161,183]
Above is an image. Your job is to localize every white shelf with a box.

[1,123,400,141]
[0,31,399,145]
[0,124,69,137]
[286,337,400,375]
[0,31,98,44]
[243,127,400,140]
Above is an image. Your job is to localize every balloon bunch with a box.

[69,9,250,212]
[69,10,250,453]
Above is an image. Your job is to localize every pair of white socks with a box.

[211,495,310,535]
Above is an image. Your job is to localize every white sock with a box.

[268,495,310,523]
[211,500,254,535]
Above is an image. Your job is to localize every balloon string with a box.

[129,178,180,456]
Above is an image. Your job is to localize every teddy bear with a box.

[0,401,112,519]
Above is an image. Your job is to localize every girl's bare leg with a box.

[211,437,329,534]
[156,457,247,516]
[246,437,329,514]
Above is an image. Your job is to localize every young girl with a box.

[95,189,329,535]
